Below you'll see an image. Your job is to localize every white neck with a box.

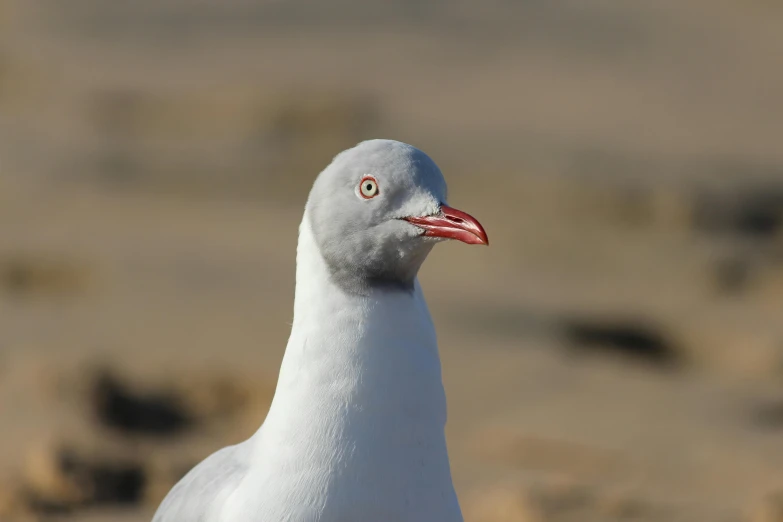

[247,211,459,520]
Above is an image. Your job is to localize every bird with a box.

[152,139,488,522]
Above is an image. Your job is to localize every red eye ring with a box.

[359,176,379,199]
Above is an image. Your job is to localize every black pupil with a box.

[366,183,373,191]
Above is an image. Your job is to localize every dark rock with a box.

[693,185,783,240]
[26,446,146,512]
[562,318,678,368]
[91,372,192,437]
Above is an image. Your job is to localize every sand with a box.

[1,1,783,521]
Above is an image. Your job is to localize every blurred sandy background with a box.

[2,1,783,521]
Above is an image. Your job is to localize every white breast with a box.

[219,213,463,522]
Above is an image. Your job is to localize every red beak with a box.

[404,204,489,246]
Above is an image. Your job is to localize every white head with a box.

[306,139,487,294]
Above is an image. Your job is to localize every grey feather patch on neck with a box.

[308,210,434,296]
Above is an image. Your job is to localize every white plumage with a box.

[153,140,487,522]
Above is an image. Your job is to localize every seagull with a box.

[152,139,488,522]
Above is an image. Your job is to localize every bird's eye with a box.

[359,176,379,199]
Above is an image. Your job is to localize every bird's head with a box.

[306,139,487,294]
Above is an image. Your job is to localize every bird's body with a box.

[153,140,487,522]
